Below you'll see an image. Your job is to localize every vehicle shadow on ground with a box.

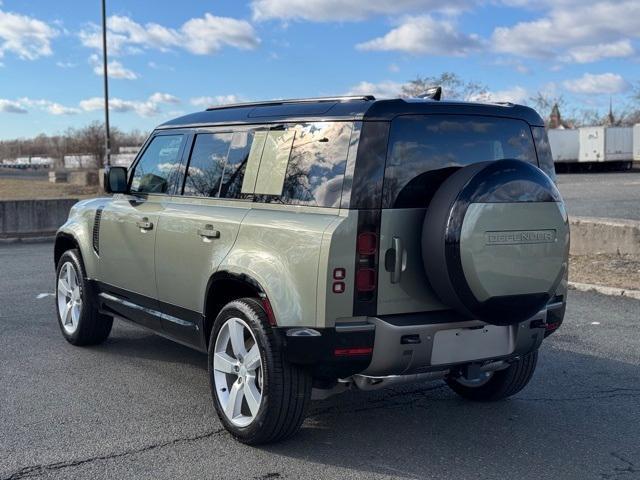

[94,322,208,370]
[260,346,640,479]
[80,322,639,479]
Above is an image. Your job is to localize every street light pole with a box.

[101,0,111,167]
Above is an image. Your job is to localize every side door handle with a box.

[198,225,220,239]
[136,218,154,231]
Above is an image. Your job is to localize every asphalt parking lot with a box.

[1,242,639,480]
[557,171,640,221]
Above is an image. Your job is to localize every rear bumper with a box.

[280,301,565,379]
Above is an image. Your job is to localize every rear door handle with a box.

[136,218,154,231]
[198,225,220,239]
[391,236,403,284]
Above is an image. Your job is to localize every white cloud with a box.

[470,86,529,104]
[562,73,630,95]
[563,40,635,64]
[0,8,57,60]
[0,97,79,115]
[80,92,180,117]
[56,61,76,68]
[149,92,180,104]
[80,14,259,57]
[89,54,138,80]
[346,80,404,98]
[190,95,241,107]
[492,1,640,62]
[0,98,27,114]
[251,0,470,22]
[357,16,482,56]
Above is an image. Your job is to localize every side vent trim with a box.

[92,207,104,255]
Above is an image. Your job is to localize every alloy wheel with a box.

[57,262,82,335]
[213,317,263,427]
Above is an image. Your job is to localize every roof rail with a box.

[205,95,375,111]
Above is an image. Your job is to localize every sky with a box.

[0,0,638,139]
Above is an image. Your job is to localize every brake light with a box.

[356,268,376,292]
[355,231,378,296]
[357,232,377,255]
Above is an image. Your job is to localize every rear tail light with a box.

[355,230,378,299]
[356,268,376,292]
[357,232,377,255]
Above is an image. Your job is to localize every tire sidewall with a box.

[55,249,88,343]
[207,299,279,442]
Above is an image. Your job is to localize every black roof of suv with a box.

[158,96,545,130]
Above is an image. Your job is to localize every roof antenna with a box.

[416,86,442,101]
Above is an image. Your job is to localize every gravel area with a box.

[570,254,640,291]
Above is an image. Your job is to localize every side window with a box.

[130,135,184,194]
[282,122,352,207]
[247,122,352,207]
[253,129,295,195]
[219,131,256,199]
[184,133,233,197]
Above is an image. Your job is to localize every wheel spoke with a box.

[224,381,244,420]
[62,301,72,326]
[58,279,72,297]
[228,320,246,358]
[71,303,80,326]
[244,344,261,371]
[244,378,261,416]
[214,352,237,374]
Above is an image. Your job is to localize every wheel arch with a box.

[54,232,81,267]
[202,271,276,348]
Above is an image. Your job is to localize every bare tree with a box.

[401,72,488,101]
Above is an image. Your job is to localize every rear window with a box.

[383,115,538,209]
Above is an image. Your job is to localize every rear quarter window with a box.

[383,115,538,209]
[531,126,557,181]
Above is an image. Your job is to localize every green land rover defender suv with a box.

[54,95,569,444]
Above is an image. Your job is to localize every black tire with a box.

[55,249,113,346]
[208,298,312,445]
[446,350,538,401]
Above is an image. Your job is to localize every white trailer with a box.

[64,154,98,169]
[579,126,633,163]
[633,124,640,162]
[548,129,579,163]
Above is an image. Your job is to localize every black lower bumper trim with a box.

[278,326,375,379]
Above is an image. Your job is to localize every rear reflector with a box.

[260,296,277,326]
[334,347,373,357]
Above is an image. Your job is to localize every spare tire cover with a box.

[422,159,569,326]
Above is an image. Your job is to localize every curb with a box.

[570,216,640,255]
[569,281,640,300]
[0,235,55,244]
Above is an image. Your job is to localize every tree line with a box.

[402,73,640,128]
[0,121,148,167]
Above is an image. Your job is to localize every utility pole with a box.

[101,0,111,166]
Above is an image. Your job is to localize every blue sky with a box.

[0,0,638,139]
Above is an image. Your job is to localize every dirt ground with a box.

[570,254,640,291]
[0,177,101,200]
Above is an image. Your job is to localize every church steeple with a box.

[549,103,562,129]
[605,97,615,126]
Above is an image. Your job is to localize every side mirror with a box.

[104,166,128,194]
